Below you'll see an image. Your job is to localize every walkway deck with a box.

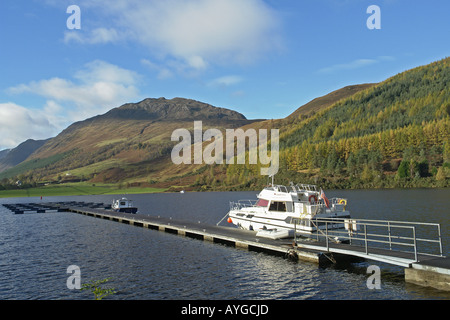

[65,205,450,270]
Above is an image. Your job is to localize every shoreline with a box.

[0,181,448,199]
[0,183,167,198]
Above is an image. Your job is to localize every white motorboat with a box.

[227,183,350,238]
[112,197,138,214]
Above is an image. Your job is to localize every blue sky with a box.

[0,0,449,150]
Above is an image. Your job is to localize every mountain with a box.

[270,57,450,189]
[187,57,449,190]
[30,97,251,158]
[0,139,48,173]
[0,97,258,183]
[286,83,376,121]
[0,149,10,161]
[1,57,449,190]
[99,97,248,121]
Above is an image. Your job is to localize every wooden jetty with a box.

[2,201,449,292]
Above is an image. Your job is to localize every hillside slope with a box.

[277,57,450,188]
[204,57,450,190]
[1,58,448,191]
[286,83,376,121]
[0,98,258,184]
[0,139,48,173]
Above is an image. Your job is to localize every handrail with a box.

[299,216,444,261]
[229,199,258,210]
[315,217,442,250]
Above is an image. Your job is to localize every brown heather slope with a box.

[286,84,376,121]
[24,97,259,182]
[238,83,377,133]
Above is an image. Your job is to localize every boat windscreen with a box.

[256,199,269,207]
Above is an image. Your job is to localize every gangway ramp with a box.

[293,216,446,268]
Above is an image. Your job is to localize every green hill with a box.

[251,57,450,189]
[1,57,449,194]
[0,139,48,173]
[192,57,450,190]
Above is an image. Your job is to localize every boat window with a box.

[120,202,126,205]
[279,186,288,193]
[269,201,287,212]
[256,199,269,207]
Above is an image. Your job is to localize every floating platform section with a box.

[66,205,336,265]
[405,257,450,292]
[2,202,109,214]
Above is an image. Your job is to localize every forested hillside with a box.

[220,57,450,190]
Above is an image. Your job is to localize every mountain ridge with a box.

[0,139,48,173]
[1,57,449,190]
[99,97,248,121]
[1,97,260,182]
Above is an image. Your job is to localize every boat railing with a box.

[298,217,444,261]
[296,184,317,192]
[296,198,348,212]
[230,200,258,210]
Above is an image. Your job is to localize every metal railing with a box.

[296,217,444,262]
[229,199,258,211]
[229,198,347,210]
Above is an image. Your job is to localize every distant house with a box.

[15,180,22,187]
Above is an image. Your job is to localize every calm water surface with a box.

[0,189,449,300]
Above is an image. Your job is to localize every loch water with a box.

[0,189,449,300]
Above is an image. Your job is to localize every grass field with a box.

[0,182,167,198]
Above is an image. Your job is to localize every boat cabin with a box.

[112,197,138,214]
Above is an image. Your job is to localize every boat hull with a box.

[115,207,138,214]
[228,210,350,235]
[256,229,294,239]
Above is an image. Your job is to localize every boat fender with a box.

[339,199,347,209]
[308,195,318,204]
[286,249,298,261]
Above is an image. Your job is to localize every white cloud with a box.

[9,60,141,121]
[318,56,395,74]
[208,75,243,87]
[65,0,282,72]
[0,103,57,149]
[74,60,139,86]
[64,27,121,45]
[318,59,377,74]
[141,59,174,80]
[4,60,142,149]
